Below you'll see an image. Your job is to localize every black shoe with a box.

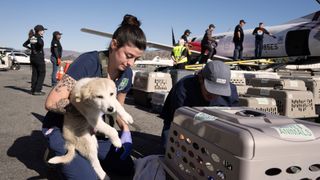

[32,91,46,96]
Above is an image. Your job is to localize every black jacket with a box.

[23,34,44,59]
[50,39,63,59]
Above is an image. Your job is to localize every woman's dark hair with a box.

[28,29,35,39]
[110,14,147,51]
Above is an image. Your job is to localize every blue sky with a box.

[1,0,318,52]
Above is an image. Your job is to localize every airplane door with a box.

[285,29,311,56]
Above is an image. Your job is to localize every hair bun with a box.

[121,14,141,27]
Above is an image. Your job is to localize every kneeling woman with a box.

[42,14,146,179]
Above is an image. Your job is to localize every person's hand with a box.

[116,130,132,160]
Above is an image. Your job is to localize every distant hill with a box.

[43,48,81,61]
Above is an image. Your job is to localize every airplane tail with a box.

[171,27,176,46]
[48,143,76,164]
[285,11,320,24]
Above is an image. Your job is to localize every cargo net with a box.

[165,123,320,180]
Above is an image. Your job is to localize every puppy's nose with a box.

[107,107,114,112]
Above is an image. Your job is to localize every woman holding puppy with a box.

[43,14,146,179]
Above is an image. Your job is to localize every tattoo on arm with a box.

[55,74,76,93]
[47,98,70,114]
[48,74,76,114]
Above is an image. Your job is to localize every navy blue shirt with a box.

[160,75,239,125]
[233,25,244,43]
[43,51,133,129]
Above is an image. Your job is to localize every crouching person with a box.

[160,61,239,151]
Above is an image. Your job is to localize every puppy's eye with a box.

[110,93,114,96]
[96,95,104,99]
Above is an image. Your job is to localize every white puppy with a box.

[48,77,133,180]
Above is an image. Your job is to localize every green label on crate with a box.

[194,112,217,122]
[273,124,315,140]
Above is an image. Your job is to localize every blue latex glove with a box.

[116,131,132,160]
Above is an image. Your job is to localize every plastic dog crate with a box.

[166,69,195,84]
[236,85,252,96]
[163,106,320,180]
[239,97,278,114]
[151,91,169,113]
[133,71,172,92]
[132,88,153,108]
[250,78,307,91]
[246,87,316,118]
[304,79,320,105]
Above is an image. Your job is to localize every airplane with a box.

[80,10,320,65]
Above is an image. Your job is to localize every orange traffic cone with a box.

[56,66,65,81]
[64,62,71,73]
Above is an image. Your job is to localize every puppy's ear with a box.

[80,84,91,101]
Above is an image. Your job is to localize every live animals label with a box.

[273,124,315,140]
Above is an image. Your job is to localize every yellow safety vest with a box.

[172,45,188,64]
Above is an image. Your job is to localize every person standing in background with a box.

[233,20,246,60]
[23,24,47,96]
[181,29,191,44]
[200,24,216,64]
[50,31,63,87]
[252,22,276,58]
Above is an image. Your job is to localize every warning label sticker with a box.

[272,124,315,140]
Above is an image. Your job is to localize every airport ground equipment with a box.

[162,106,320,180]
[246,87,317,118]
[250,78,307,91]
[151,91,169,113]
[0,53,20,70]
[239,97,278,114]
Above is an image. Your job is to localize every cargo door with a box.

[285,29,311,56]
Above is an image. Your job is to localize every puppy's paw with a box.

[97,172,107,180]
[121,113,134,124]
[111,137,122,148]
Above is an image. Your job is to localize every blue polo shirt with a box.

[67,51,132,93]
[43,51,132,129]
[160,75,239,125]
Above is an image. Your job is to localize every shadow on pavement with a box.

[132,131,162,158]
[4,85,32,94]
[31,112,45,123]
[7,130,48,180]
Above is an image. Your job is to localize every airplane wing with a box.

[81,28,232,61]
[81,28,173,51]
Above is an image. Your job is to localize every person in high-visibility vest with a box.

[171,38,189,69]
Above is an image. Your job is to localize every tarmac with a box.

[0,64,164,179]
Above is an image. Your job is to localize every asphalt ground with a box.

[0,64,164,179]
